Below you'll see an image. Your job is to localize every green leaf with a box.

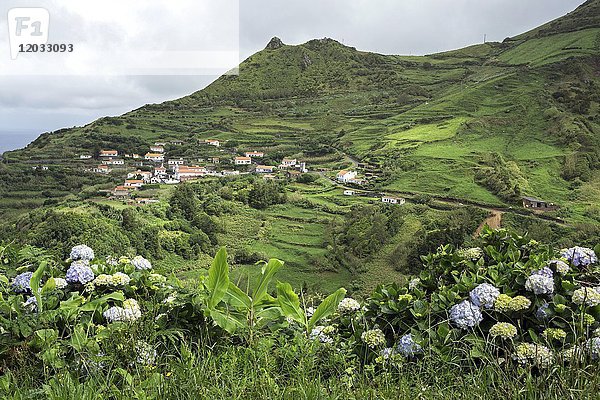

[225,282,252,309]
[207,248,230,309]
[80,292,125,312]
[209,308,245,334]
[253,258,283,304]
[41,278,56,295]
[276,281,305,326]
[308,288,346,330]
[30,261,46,312]
[30,328,58,350]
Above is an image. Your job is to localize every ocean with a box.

[0,131,40,155]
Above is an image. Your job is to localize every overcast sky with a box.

[0,0,586,146]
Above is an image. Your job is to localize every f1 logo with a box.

[8,8,50,60]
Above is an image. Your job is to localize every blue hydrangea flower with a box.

[66,261,95,285]
[469,283,500,309]
[23,296,38,312]
[396,333,423,357]
[449,300,483,330]
[131,256,152,270]
[11,272,33,293]
[531,266,553,279]
[561,247,598,267]
[69,245,95,261]
[536,301,551,320]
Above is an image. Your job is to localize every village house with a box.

[382,196,406,205]
[221,170,240,176]
[245,151,264,158]
[522,196,559,211]
[124,179,144,189]
[168,158,186,169]
[150,145,165,153]
[104,158,124,166]
[93,165,111,174]
[132,154,141,159]
[234,156,252,165]
[255,165,276,174]
[112,186,130,198]
[174,166,207,180]
[79,154,92,159]
[204,139,220,147]
[344,190,356,196]
[154,165,167,176]
[154,142,166,146]
[170,140,184,146]
[348,177,367,186]
[210,157,220,164]
[145,153,165,162]
[100,150,118,158]
[337,170,357,183]
[127,170,153,182]
[280,158,297,168]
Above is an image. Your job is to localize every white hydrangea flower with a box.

[309,325,335,344]
[361,328,386,348]
[53,278,68,289]
[103,299,141,323]
[525,274,554,295]
[131,256,152,270]
[514,343,553,368]
[572,287,600,307]
[338,298,361,314]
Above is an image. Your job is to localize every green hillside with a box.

[1,0,599,291]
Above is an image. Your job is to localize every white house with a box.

[145,153,165,162]
[234,156,252,165]
[280,158,297,167]
[245,151,264,158]
[381,196,405,205]
[255,165,276,173]
[204,139,220,147]
[93,165,111,174]
[343,190,355,196]
[100,150,118,158]
[154,142,167,146]
[222,170,240,176]
[168,158,186,169]
[79,154,92,159]
[127,170,153,182]
[174,166,207,180]
[124,179,144,189]
[337,170,357,183]
[150,145,165,153]
[104,158,124,166]
[154,165,167,176]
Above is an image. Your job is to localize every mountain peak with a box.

[265,36,285,50]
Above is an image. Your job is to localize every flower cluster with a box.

[548,259,570,276]
[338,297,361,314]
[361,328,386,348]
[53,278,68,289]
[449,300,482,329]
[524,274,554,295]
[103,299,141,323]
[494,294,531,313]
[23,296,38,313]
[66,261,95,285]
[514,343,553,368]
[397,294,413,303]
[408,278,420,290]
[11,272,33,293]
[69,245,95,261]
[93,272,131,287]
[489,322,517,340]
[309,325,335,344]
[396,334,422,357]
[456,247,484,261]
[561,246,597,267]
[469,283,500,309]
[135,341,157,366]
[572,287,600,307]
[542,328,566,341]
[131,256,152,271]
[531,266,553,279]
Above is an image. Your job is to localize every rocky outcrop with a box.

[265,37,284,50]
